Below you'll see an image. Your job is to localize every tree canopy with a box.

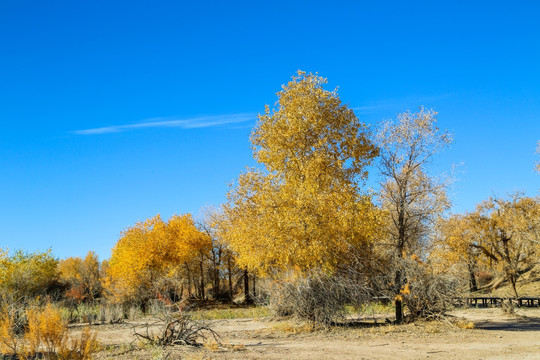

[375,107,452,323]
[105,214,210,303]
[0,249,59,301]
[469,194,540,296]
[220,71,381,276]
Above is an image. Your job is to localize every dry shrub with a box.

[267,256,459,325]
[395,259,460,321]
[98,303,124,324]
[501,299,516,316]
[0,296,30,336]
[133,303,219,347]
[148,299,167,318]
[25,303,67,356]
[268,271,371,326]
[0,302,99,360]
[96,302,141,325]
[57,327,100,360]
[127,305,143,321]
[0,305,20,355]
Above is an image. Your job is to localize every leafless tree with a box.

[375,107,452,323]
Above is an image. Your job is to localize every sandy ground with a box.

[89,308,540,360]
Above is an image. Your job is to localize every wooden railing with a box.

[453,297,540,307]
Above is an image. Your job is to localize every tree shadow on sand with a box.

[474,316,540,331]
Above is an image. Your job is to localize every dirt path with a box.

[92,308,540,359]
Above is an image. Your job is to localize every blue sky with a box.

[1,0,538,260]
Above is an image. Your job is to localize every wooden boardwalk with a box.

[454,296,540,308]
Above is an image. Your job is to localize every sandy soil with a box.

[89,308,540,360]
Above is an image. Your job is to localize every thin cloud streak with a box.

[352,94,450,114]
[73,113,256,135]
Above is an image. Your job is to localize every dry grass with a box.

[89,307,540,359]
[192,306,270,320]
[488,280,540,297]
[475,264,540,297]
[455,320,475,329]
[269,321,321,334]
[0,302,100,360]
[203,339,246,352]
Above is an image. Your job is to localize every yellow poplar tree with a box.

[431,214,482,292]
[105,214,211,304]
[221,71,380,276]
[468,194,540,297]
[58,251,102,302]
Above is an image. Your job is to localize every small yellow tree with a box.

[105,214,211,304]
[58,251,102,302]
[0,303,99,360]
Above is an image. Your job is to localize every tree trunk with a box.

[394,266,403,323]
[468,263,478,292]
[213,260,220,298]
[395,207,405,324]
[185,263,192,297]
[213,268,220,298]
[211,247,221,299]
[228,257,233,302]
[510,274,519,298]
[199,254,205,299]
[243,269,253,304]
[502,236,519,298]
[477,276,505,292]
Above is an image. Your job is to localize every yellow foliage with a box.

[25,303,68,356]
[394,282,411,302]
[0,306,19,355]
[0,303,99,359]
[58,251,102,302]
[57,327,100,360]
[471,194,540,296]
[0,249,59,299]
[105,213,211,303]
[220,71,381,276]
[432,194,539,296]
[375,107,452,255]
[252,71,378,185]
[430,214,479,273]
[410,254,423,264]
[455,320,475,329]
[400,282,411,295]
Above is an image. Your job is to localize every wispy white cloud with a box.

[73,113,256,135]
[352,94,450,114]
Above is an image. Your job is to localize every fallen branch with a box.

[133,307,219,347]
